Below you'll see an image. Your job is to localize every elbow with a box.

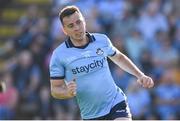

[51,90,67,99]
[51,91,59,99]
[51,90,61,99]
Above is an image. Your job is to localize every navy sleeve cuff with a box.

[109,51,116,57]
[50,76,65,79]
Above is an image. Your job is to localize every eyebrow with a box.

[66,19,82,26]
[67,23,73,27]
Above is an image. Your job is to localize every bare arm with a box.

[50,79,76,99]
[109,48,154,88]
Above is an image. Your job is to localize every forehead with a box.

[63,12,83,25]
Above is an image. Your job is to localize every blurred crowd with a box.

[0,0,179,120]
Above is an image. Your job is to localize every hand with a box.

[137,75,154,88]
[67,79,77,96]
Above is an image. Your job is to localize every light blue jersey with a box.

[49,32,126,119]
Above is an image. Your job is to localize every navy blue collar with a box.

[65,32,95,49]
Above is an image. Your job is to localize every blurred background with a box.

[0,0,179,120]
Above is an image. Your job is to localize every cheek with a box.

[81,23,86,31]
[64,29,73,35]
[83,22,86,28]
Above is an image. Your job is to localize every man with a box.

[49,5,154,120]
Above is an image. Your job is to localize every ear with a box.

[61,26,67,35]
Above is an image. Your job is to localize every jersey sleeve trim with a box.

[50,76,65,80]
[109,50,116,57]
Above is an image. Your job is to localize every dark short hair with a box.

[59,5,81,25]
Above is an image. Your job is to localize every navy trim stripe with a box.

[110,51,116,57]
[65,41,69,48]
[50,76,65,79]
[91,35,96,42]
[66,32,96,49]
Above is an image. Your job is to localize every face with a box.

[62,12,86,41]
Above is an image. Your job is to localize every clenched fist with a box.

[67,79,77,96]
[137,75,154,88]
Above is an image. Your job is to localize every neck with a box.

[70,35,88,47]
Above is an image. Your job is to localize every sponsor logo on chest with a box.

[72,57,106,74]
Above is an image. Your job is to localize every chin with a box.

[75,36,84,41]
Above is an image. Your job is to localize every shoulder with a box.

[91,33,109,40]
[50,42,67,60]
[91,33,110,44]
[52,42,67,55]
[91,33,112,46]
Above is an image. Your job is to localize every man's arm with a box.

[109,48,154,88]
[50,79,77,99]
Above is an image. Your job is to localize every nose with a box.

[74,24,80,31]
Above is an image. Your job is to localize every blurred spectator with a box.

[12,50,41,95]
[37,85,55,119]
[173,26,180,52]
[29,34,49,70]
[152,32,178,67]
[18,5,39,28]
[0,39,16,60]
[84,5,102,33]
[50,7,66,43]
[97,0,126,34]
[136,0,169,40]
[127,79,152,119]
[53,99,79,120]
[15,5,40,50]
[0,72,19,119]
[111,1,137,39]
[124,29,147,66]
[154,67,180,119]
[0,0,180,120]
[139,49,154,76]
[128,0,145,16]
[9,50,42,119]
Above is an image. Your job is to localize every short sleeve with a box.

[49,52,65,79]
[104,35,116,57]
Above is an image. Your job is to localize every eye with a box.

[67,24,74,28]
[76,20,81,25]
